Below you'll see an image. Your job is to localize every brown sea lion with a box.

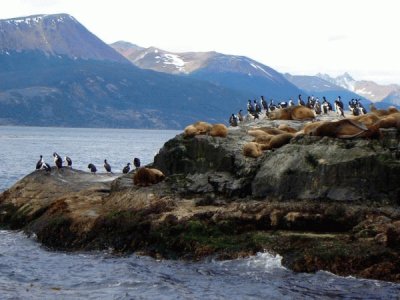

[388,106,399,114]
[243,142,263,158]
[303,121,327,135]
[248,129,270,138]
[193,121,212,134]
[278,123,298,133]
[133,167,165,186]
[209,123,228,137]
[253,127,287,135]
[254,134,273,144]
[269,106,315,120]
[262,133,294,150]
[184,124,198,138]
[351,113,380,126]
[310,119,368,138]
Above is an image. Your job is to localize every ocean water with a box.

[0,126,400,299]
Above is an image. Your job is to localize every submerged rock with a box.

[1,118,400,282]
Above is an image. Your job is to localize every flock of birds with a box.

[35,152,141,174]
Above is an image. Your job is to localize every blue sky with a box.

[1,0,399,84]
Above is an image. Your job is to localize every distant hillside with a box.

[0,51,247,128]
[284,73,372,106]
[0,14,249,129]
[111,41,302,100]
[316,73,400,103]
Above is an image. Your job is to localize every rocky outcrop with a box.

[153,124,400,203]
[1,118,400,282]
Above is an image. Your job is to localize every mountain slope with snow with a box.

[111,41,302,99]
[0,14,250,128]
[0,14,130,64]
[316,73,400,103]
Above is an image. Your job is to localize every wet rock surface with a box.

[1,117,400,282]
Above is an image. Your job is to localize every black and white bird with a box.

[88,163,97,173]
[41,162,51,172]
[36,155,44,170]
[64,156,72,168]
[53,152,63,169]
[122,163,131,174]
[104,159,112,173]
[133,157,141,169]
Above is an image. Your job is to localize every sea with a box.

[0,126,399,299]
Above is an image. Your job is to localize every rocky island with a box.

[1,110,400,283]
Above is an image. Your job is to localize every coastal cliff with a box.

[1,118,400,282]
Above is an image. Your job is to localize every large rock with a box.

[153,121,400,203]
[1,118,400,282]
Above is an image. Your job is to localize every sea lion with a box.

[184,124,198,138]
[209,123,228,137]
[248,129,270,138]
[133,167,165,186]
[269,106,315,120]
[303,121,327,135]
[184,121,213,138]
[351,113,380,126]
[243,142,263,158]
[262,133,294,150]
[253,127,287,135]
[193,121,212,134]
[278,123,298,133]
[388,106,399,114]
[309,119,368,138]
[254,134,273,144]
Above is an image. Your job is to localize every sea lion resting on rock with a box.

[133,167,165,186]
[249,127,286,136]
[278,124,298,133]
[302,121,327,135]
[244,133,294,157]
[350,113,381,127]
[366,112,400,138]
[269,106,315,120]
[209,124,228,137]
[243,142,263,158]
[184,121,212,138]
[184,122,228,138]
[309,119,368,138]
[262,133,294,150]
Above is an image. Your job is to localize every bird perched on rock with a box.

[53,152,63,169]
[104,159,112,173]
[64,156,72,168]
[41,162,51,172]
[123,163,131,174]
[133,157,141,169]
[88,163,97,173]
[36,155,44,170]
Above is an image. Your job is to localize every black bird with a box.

[65,156,72,168]
[36,155,43,170]
[41,162,51,172]
[88,163,97,173]
[133,157,141,169]
[122,163,131,174]
[104,159,112,173]
[53,152,63,169]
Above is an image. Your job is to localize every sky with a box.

[0,0,399,84]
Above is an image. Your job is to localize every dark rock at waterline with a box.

[1,118,400,282]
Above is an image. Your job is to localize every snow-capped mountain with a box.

[0,14,129,64]
[0,14,249,128]
[110,41,302,99]
[284,73,371,106]
[316,73,400,103]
